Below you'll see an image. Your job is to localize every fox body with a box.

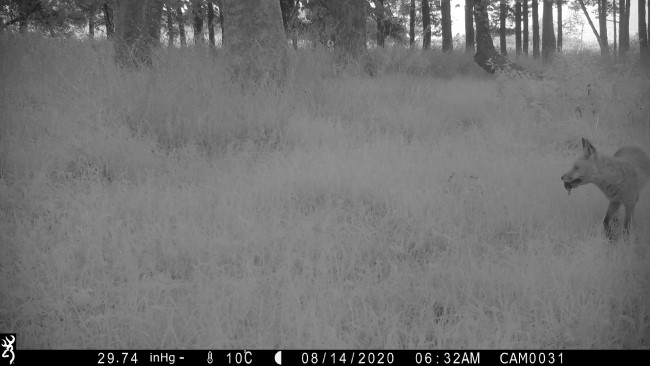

[561,138,650,239]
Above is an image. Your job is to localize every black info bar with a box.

[6,350,647,366]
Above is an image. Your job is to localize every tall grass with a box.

[1,33,650,349]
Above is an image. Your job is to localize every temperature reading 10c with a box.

[226,351,253,364]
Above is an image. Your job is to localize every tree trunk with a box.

[217,0,224,40]
[619,0,629,58]
[516,1,522,55]
[523,0,529,55]
[222,0,288,82]
[556,0,561,51]
[473,0,497,64]
[473,0,530,74]
[410,0,416,47]
[541,0,555,62]
[166,5,175,47]
[500,0,507,55]
[441,0,452,51]
[640,0,648,60]
[422,0,431,50]
[192,0,204,45]
[208,0,215,46]
[598,0,608,56]
[376,0,385,47]
[613,1,617,52]
[115,0,149,67]
[280,0,294,32]
[104,2,114,38]
[466,0,475,52]
[625,0,630,53]
[280,0,298,49]
[532,0,539,58]
[177,5,186,46]
[89,11,95,39]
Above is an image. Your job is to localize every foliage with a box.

[0,0,120,35]
[369,0,407,42]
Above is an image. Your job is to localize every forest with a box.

[1,0,650,349]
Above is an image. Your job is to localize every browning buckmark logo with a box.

[1,334,15,365]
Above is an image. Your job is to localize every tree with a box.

[375,0,386,47]
[2,0,85,35]
[523,0,528,54]
[103,1,114,38]
[499,0,507,55]
[473,0,529,73]
[598,0,608,56]
[88,7,94,39]
[422,0,431,49]
[217,0,224,36]
[222,0,288,82]
[532,0,539,57]
[370,0,404,47]
[618,0,629,58]
[177,3,186,46]
[410,0,415,46]
[575,0,609,58]
[300,0,377,56]
[279,0,295,32]
[115,0,162,67]
[75,2,102,39]
[556,0,561,50]
[207,0,215,46]
[441,0,452,51]
[147,0,163,47]
[516,1,522,55]
[329,0,366,58]
[166,3,175,46]
[640,0,648,60]
[1,0,40,32]
[541,0,555,62]
[192,0,203,44]
[466,0,475,52]
[612,0,616,52]
[279,0,299,49]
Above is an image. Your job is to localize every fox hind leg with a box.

[622,199,638,237]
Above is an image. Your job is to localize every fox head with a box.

[561,138,599,195]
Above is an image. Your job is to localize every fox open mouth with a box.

[563,178,582,194]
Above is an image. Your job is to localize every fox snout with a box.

[561,172,583,195]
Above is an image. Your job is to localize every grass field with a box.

[1,34,650,349]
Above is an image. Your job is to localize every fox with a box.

[561,138,650,240]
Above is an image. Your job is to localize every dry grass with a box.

[1,33,650,349]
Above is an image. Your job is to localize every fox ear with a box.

[582,138,597,158]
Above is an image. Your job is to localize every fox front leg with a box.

[603,201,622,241]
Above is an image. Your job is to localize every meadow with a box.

[1,33,649,349]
